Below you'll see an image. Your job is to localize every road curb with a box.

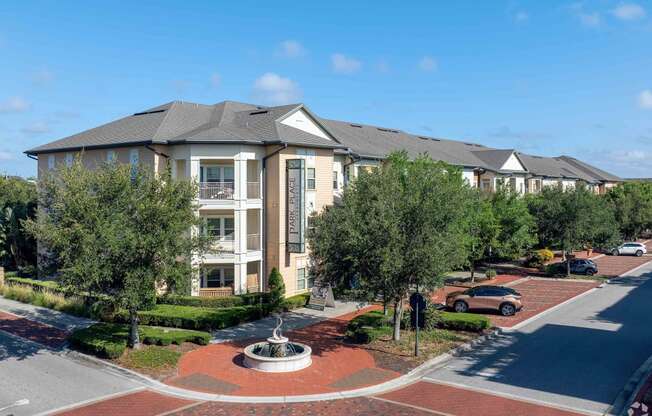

[609,354,652,416]
[60,327,504,404]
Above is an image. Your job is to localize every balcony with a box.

[200,182,234,200]
[247,233,260,251]
[247,182,260,199]
[199,287,234,298]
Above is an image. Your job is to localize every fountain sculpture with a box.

[243,316,312,372]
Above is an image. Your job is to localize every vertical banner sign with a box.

[286,159,305,253]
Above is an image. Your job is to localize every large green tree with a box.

[528,184,620,276]
[25,161,209,347]
[464,192,500,282]
[0,176,37,270]
[606,182,652,240]
[489,188,537,260]
[309,151,470,341]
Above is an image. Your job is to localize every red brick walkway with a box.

[0,310,69,348]
[379,381,585,416]
[54,390,197,416]
[593,252,652,277]
[166,306,401,396]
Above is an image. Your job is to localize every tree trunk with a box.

[383,288,388,316]
[470,259,475,283]
[128,309,141,349]
[566,250,571,277]
[393,297,403,341]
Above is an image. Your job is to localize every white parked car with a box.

[611,242,647,257]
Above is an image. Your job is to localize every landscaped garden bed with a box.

[345,309,490,371]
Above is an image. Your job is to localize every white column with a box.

[190,267,200,296]
[189,158,200,182]
[234,263,247,294]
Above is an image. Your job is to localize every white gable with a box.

[501,153,525,171]
[280,110,331,140]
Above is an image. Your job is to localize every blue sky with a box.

[1,0,651,178]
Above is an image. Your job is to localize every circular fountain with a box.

[243,316,312,372]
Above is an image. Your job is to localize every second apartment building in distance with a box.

[26,100,622,298]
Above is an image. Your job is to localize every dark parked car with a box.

[549,259,598,276]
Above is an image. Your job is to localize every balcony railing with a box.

[200,182,234,200]
[247,233,260,251]
[247,182,260,199]
[199,287,234,298]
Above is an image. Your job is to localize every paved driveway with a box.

[424,262,652,415]
[0,314,141,416]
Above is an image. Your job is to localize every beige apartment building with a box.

[26,100,622,298]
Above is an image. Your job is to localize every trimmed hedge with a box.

[115,304,265,331]
[284,293,311,310]
[69,323,211,358]
[157,292,268,308]
[6,276,62,293]
[425,309,490,332]
[69,323,129,358]
[346,310,393,344]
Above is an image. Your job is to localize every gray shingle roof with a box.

[557,156,622,182]
[26,99,621,183]
[26,101,342,154]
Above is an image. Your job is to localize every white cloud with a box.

[612,3,646,20]
[419,56,438,72]
[210,73,221,88]
[610,149,649,163]
[515,11,529,22]
[569,3,602,27]
[252,72,302,105]
[277,40,305,58]
[21,121,51,135]
[0,96,30,113]
[331,53,362,74]
[579,11,602,27]
[32,68,54,85]
[638,90,652,109]
[0,150,14,161]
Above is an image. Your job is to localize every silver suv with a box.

[611,242,647,257]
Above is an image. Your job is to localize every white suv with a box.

[612,242,648,257]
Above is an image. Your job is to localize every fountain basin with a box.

[243,341,312,372]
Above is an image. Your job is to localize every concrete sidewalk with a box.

[211,300,367,343]
[0,296,94,332]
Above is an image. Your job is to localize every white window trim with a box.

[202,266,235,288]
[203,215,235,241]
[200,164,235,183]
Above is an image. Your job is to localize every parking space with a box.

[488,278,599,328]
[592,241,652,277]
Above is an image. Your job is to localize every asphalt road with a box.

[0,331,140,416]
[425,262,652,415]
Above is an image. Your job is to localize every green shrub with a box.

[115,304,264,331]
[6,276,62,293]
[157,292,268,308]
[346,310,393,343]
[485,269,497,279]
[139,326,210,346]
[284,293,311,310]
[425,309,490,332]
[268,268,285,311]
[69,323,211,358]
[69,323,129,358]
[526,248,555,267]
